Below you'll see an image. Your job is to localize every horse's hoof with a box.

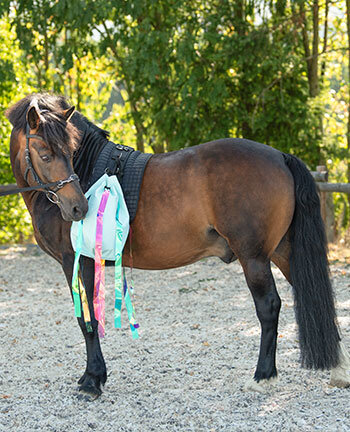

[78,371,88,385]
[78,367,107,387]
[243,376,278,393]
[329,377,350,388]
[78,383,102,399]
[77,389,101,401]
[330,342,350,388]
[330,368,350,388]
[78,373,103,398]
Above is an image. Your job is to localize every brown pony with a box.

[5,93,350,396]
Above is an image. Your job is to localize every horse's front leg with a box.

[62,254,107,396]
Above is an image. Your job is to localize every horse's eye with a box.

[41,155,51,163]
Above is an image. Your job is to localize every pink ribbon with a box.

[94,189,110,338]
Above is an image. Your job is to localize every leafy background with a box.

[0,0,349,243]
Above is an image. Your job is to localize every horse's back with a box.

[149,137,293,182]
[195,137,288,170]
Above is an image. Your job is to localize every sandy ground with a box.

[0,244,349,432]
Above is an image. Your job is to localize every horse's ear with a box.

[26,106,40,130]
[63,106,75,122]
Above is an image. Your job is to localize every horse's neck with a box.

[73,125,108,192]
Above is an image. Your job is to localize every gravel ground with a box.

[0,244,349,432]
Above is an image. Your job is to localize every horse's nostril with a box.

[72,200,88,220]
[72,205,83,219]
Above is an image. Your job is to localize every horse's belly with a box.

[123,224,233,270]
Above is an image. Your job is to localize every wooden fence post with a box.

[316,165,335,243]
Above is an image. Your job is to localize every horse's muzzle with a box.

[71,201,88,221]
[60,196,88,221]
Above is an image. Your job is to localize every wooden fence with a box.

[310,166,348,242]
[0,184,17,195]
[0,167,347,242]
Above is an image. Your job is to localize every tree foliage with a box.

[0,0,350,242]
[0,17,34,243]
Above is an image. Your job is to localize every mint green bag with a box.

[70,173,129,259]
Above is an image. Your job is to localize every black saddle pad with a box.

[88,141,152,222]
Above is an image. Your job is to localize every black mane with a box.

[71,111,110,192]
[6,93,110,191]
[5,93,80,155]
[6,93,69,130]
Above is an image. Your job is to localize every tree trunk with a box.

[44,31,49,88]
[346,0,350,200]
[135,124,145,153]
[232,0,254,139]
[100,22,147,153]
[310,0,319,97]
[320,0,329,81]
[76,56,81,111]
[300,0,319,98]
[151,141,165,154]
[131,109,145,152]
[300,0,323,165]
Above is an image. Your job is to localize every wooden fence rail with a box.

[0,184,17,194]
[0,168,347,242]
[1,173,349,194]
[1,178,350,195]
[316,183,350,193]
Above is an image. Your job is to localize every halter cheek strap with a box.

[1,120,80,200]
[24,123,79,204]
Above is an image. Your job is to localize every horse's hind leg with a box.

[62,255,107,397]
[272,234,350,388]
[240,257,281,392]
[271,235,292,283]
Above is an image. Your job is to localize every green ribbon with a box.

[72,220,83,318]
[71,220,92,333]
[114,203,139,338]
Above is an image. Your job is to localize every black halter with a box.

[0,123,79,204]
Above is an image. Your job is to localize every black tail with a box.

[283,153,340,370]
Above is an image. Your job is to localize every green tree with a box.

[1,1,350,242]
[0,17,34,242]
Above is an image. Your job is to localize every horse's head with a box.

[6,97,88,221]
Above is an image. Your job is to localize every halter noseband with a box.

[24,122,79,204]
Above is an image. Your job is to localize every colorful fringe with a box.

[71,187,139,339]
[93,189,110,337]
[114,201,139,339]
